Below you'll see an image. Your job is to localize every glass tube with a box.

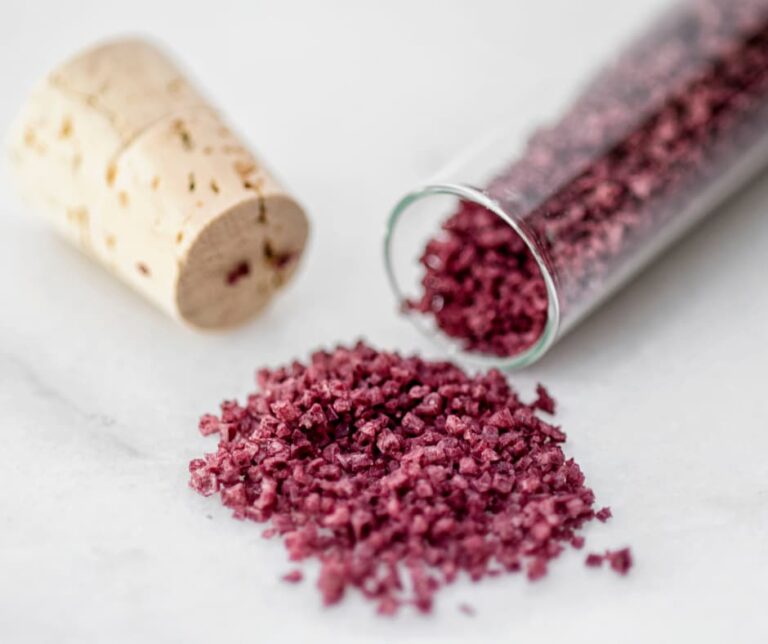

[384,0,768,369]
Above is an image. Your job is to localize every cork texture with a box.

[8,38,309,328]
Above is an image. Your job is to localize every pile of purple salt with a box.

[409,0,768,357]
[189,342,619,614]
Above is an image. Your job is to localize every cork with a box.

[7,38,309,329]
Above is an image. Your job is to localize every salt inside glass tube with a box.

[385,0,768,368]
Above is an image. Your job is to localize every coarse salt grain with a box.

[585,553,605,568]
[282,569,304,583]
[189,342,614,613]
[596,506,613,522]
[606,548,633,575]
[585,548,633,575]
[459,603,476,616]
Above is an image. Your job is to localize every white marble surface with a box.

[1,1,767,642]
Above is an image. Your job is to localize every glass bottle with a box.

[385,0,768,368]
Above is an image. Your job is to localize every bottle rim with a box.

[383,182,561,370]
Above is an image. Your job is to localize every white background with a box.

[1,1,767,642]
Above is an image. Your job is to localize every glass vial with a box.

[385,0,768,368]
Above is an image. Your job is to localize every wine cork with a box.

[7,38,309,329]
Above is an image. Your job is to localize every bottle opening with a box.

[384,183,560,370]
